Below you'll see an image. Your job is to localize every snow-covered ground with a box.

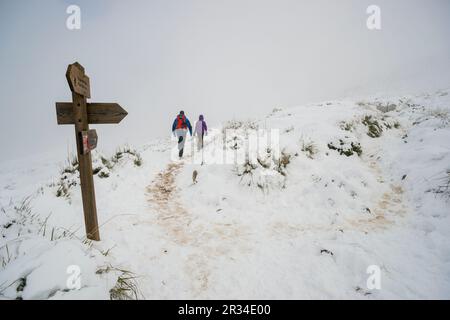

[1,88,449,299]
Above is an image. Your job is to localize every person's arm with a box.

[186,118,192,135]
[172,118,177,133]
[203,121,208,135]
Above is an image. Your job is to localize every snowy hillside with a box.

[1,89,449,299]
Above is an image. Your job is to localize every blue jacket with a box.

[172,115,192,135]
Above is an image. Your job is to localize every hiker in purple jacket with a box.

[194,115,208,151]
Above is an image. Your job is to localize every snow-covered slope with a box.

[1,89,449,299]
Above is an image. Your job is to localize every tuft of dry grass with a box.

[301,141,317,159]
[431,170,450,200]
[108,268,142,300]
[275,150,291,176]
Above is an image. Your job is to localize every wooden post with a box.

[56,62,127,241]
[71,90,100,241]
[66,62,100,241]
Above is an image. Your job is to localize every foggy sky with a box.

[0,0,449,162]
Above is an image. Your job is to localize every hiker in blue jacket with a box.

[172,110,192,158]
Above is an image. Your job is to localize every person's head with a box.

[199,114,204,121]
[179,110,185,116]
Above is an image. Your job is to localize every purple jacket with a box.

[194,116,207,136]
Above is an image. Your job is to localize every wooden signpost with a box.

[55,62,128,241]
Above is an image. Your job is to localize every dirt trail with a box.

[146,162,194,245]
[353,148,408,230]
[270,143,409,237]
[146,159,248,296]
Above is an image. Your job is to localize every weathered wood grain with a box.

[56,102,128,124]
[66,62,91,98]
[71,90,100,241]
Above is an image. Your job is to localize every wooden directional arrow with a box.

[56,102,128,125]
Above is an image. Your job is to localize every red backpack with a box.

[176,115,187,129]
